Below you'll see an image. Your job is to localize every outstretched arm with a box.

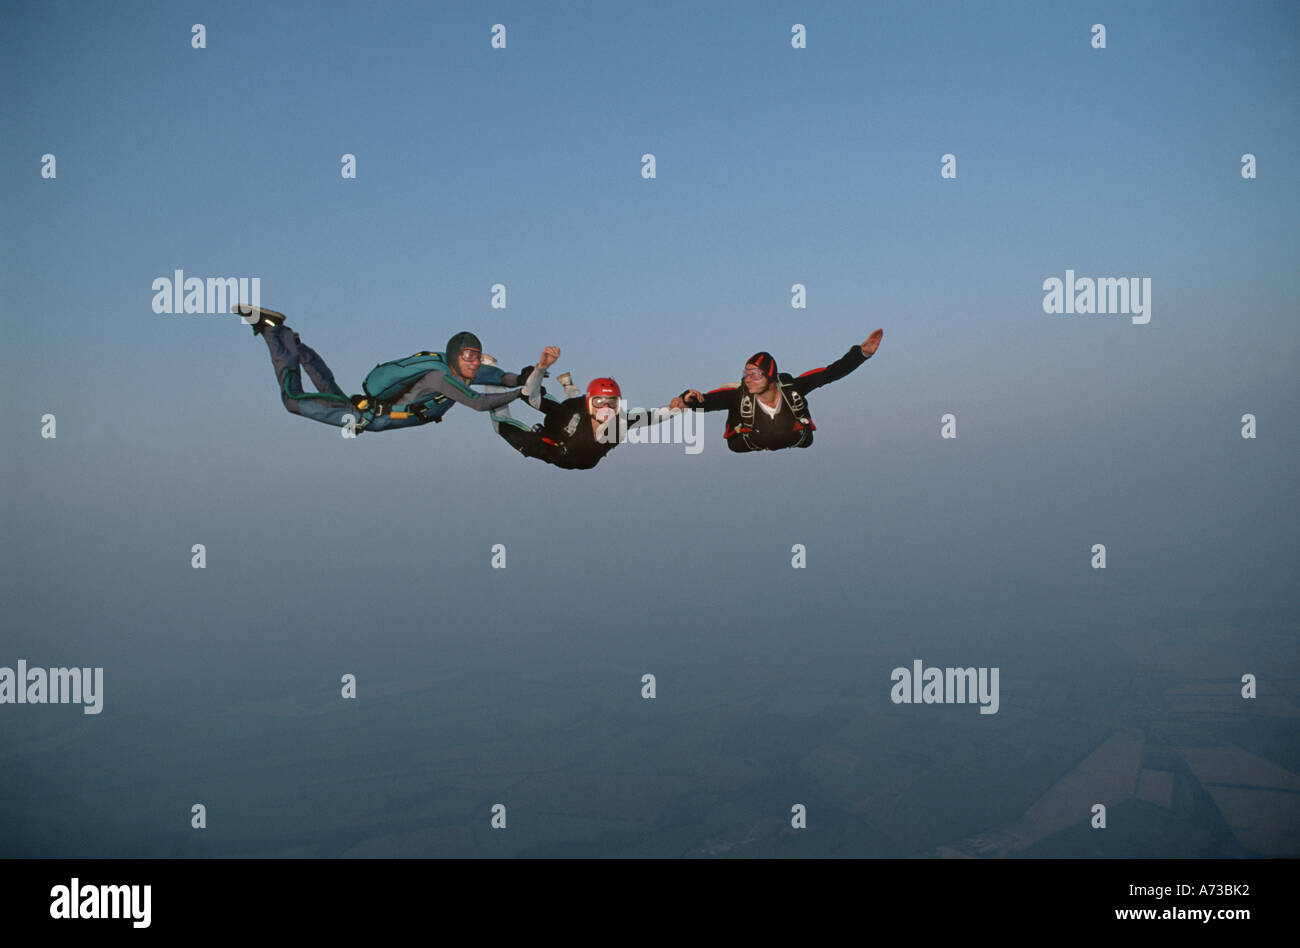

[418,370,522,411]
[675,385,737,413]
[521,346,560,407]
[477,344,559,389]
[623,405,683,430]
[792,330,883,396]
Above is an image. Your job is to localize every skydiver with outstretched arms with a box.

[677,329,884,452]
[236,304,550,434]
[486,356,684,470]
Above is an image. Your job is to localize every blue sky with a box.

[1,0,1297,857]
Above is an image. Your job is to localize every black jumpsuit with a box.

[684,346,869,452]
[497,396,674,470]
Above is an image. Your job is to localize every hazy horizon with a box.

[2,0,1296,857]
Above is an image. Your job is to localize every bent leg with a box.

[496,420,559,464]
[295,338,347,399]
[261,324,356,428]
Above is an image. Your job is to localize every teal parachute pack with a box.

[362,351,449,409]
[352,349,514,433]
[349,351,455,432]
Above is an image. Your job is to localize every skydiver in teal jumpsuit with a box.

[237,304,548,434]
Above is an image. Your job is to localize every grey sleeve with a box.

[400,370,522,411]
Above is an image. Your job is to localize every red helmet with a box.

[586,377,621,400]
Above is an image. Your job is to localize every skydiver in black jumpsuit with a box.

[678,330,883,452]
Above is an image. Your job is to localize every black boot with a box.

[233,303,287,336]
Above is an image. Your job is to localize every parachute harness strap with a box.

[733,377,812,450]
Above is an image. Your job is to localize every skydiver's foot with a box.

[557,372,580,397]
[233,303,287,336]
[480,353,498,367]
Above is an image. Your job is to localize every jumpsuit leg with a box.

[480,382,517,431]
[496,422,561,463]
[295,338,347,399]
[261,324,357,428]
